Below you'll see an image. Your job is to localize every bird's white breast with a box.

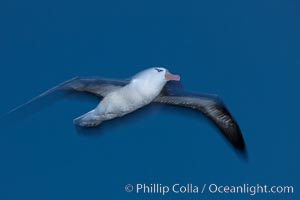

[97,83,162,117]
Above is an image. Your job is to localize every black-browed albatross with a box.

[4,67,246,155]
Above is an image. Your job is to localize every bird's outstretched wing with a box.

[4,77,129,115]
[63,77,129,97]
[154,82,246,154]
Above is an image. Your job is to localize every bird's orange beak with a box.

[165,71,180,81]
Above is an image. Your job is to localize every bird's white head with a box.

[132,67,180,84]
[131,67,180,97]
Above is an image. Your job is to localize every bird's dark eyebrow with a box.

[155,68,163,72]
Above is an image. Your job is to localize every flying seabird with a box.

[3,67,246,155]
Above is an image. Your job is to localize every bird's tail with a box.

[73,109,104,127]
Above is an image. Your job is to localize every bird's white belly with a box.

[96,87,154,119]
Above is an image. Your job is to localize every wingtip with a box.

[237,146,248,161]
[232,136,248,161]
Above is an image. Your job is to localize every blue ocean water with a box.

[0,0,299,199]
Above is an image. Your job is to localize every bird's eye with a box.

[155,68,163,72]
